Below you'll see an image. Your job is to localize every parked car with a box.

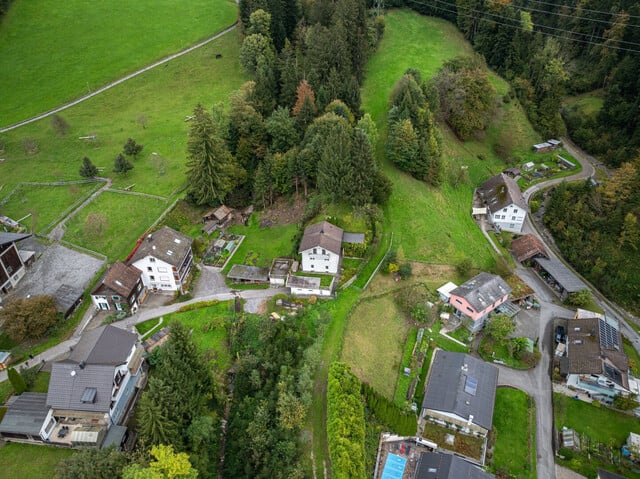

[555,325,566,343]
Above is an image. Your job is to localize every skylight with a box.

[81,387,97,404]
[464,376,478,396]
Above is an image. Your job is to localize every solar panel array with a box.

[599,320,620,350]
[464,376,478,396]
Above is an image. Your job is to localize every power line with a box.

[514,2,640,29]
[406,0,640,53]
[522,0,640,21]
[427,0,640,46]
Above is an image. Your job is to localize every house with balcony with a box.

[477,173,528,233]
[0,232,34,296]
[128,226,193,294]
[448,272,511,332]
[565,316,633,401]
[299,221,344,275]
[90,261,145,312]
[0,325,144,448]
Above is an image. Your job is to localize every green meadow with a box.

[0,0,238,125]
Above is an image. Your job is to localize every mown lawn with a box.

[63,191,168,261]
[0,182,102,233]
[223,214,298,273]
[0,0,238,125]
[0,30,246,199]
[491,387,536,479]
[138,302,233,370]
[0,442,74,479]
[341,295,409,399]
[554,393,640,444]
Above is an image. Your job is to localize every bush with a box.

[456,257,473,277]
[20,367,38,389]
[361,383,417,435]
[8,367,26,394]
[398,263,413,279]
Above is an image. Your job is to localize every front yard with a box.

[0,442,74,479]
[490,387,536,479]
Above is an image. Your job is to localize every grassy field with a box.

[63,191,168,261]
[137,301,233,370]
[492,387,536,479]
[0,181,102,233]
[0,30,246,199]
[0,0,238,125]
[554,393,640,444]
[0,442,74,479]
[361,10,541,271]
[563,90,604,117]
[341,295,409,399]
[224,214,299,272]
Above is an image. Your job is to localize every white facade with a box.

[131,254,191,293]
[300,247,340,274]
[491,203,526,233]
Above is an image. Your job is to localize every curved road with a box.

[0,23,238,133]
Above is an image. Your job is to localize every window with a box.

[310,264,315,269]
[322,249,326,255]
[325,265,329,270]
[313,248,317,254]
[6,265,13,274]
[147,267,153,272]
[112,295,120,301]
[455,299,462,304]
[149,275,155,281]
[466,307,473,313]
[149,257,156,263]
[137,283,142,291]
[158,266,168,273]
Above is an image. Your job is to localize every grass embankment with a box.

[63,191,168,261]
[0,30,245,209]
[362,10,537,271]
[136,301,233,370]
[0,182,102,234]
[0,443,74,479]
[491,387,536,479]
[0,0,238,125]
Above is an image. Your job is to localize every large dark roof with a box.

[299,221,343,255]
[0,232,31,247]
[92,261,141,298]
[415,452,495,479]
[511,234,548,263]
[533,257,587,293]
[567,317,629,389]
[477,173,527,213]
[129,226,192,267]
[69,325,137,365]
[47,362,114,413]
[422,351,498,431]
[450,273,511,313]
[0,392,49,436]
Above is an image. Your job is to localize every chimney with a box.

[147,234,153,241]
[79,361,85,369]
[467,414,474,425]
[461,363,468,373]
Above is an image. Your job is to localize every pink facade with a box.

[449,293,508,323]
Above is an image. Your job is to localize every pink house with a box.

[449,272,511,332]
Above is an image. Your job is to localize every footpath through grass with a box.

[0,0,238,125]
[491,387,536,479]
[0,30,246,199]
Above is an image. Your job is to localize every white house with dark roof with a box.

[477,173,528,233]
[448,272,511,332]
[128,226,193,294]
[421,350,498,438]
[90,261,145,312]
[0,325,143,447]
[299,221,344,274]
[415,451,495,479]
[0,232,33,296]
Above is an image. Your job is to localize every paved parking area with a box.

[11,240,104,303]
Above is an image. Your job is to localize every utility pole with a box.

[373,0,384,17]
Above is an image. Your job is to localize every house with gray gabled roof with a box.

[0,392,51,443]
[421,350,498,437]
[415,451,495,479]
[128,226,193,294]
[449,272,511,332]
[477,173,528,233]
[299,221,344,274]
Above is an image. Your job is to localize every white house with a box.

[477,173,528,233]
[299,221,343,274]
[128,226,193,294]
[287,275,334,297]
[0,325,144,448]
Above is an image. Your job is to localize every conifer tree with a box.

[79,156,98,178]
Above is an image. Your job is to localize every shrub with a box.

[8,367,26,394]
[398,263,413,279]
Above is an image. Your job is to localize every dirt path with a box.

[0,23,238,133]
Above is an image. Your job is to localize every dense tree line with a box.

[223,312,327,478]
[361,383,417,435]
[407,0,640,165]
[544,158,640,311]
[187,1,390,209]
[327,362,366,479]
